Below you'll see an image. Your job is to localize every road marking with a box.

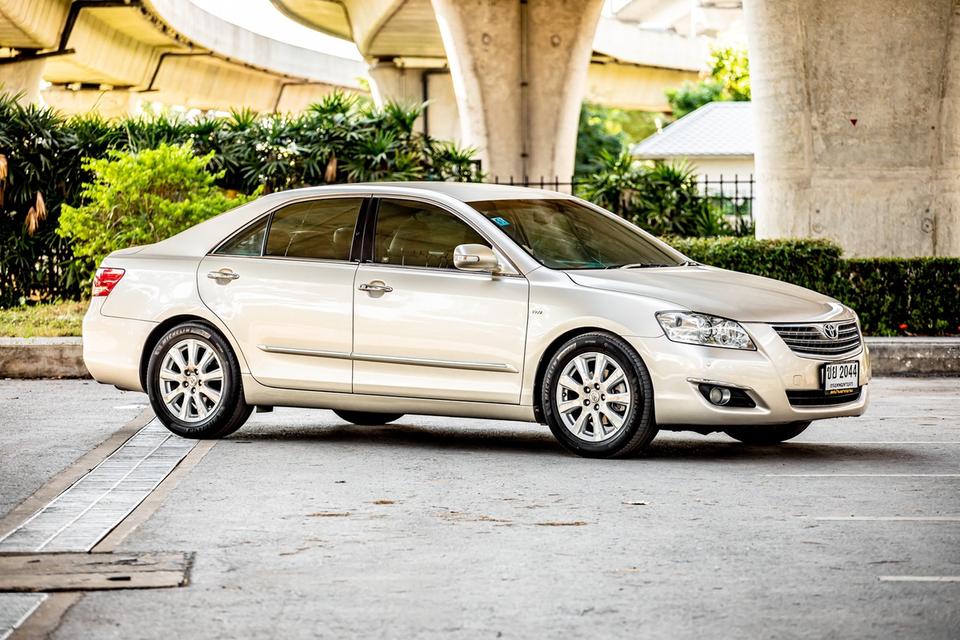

[809,441,960,445]
[0,594,46,640]
[764,474,960,478]
[878,576,960,583]
[0,421,196,552]
[814,516,960,522]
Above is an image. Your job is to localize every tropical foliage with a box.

[575,102,663,176]
[666,46,750,118]
[576,150,739,237]
[0,90,481,306]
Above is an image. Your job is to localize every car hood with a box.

[565,265,847,323]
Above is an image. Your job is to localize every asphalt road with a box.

[1,377,958,639]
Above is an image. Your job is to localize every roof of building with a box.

[631,101,754,159]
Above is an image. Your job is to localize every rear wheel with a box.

[147,322,251,439]
[542,332,657,458]
[334,410,404,425]
[724,422,811,445]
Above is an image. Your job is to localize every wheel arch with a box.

[532,326,613,423]
[139,314,236,391]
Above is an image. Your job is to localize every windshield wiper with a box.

[619,263,671,269]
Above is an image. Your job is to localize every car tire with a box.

[723,421,811,445]
[333,410,404,425]
[542,332,657,458]
[146,322,252,439]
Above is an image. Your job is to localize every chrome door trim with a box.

[257,345,352,360]
[256,344,517,373]
[352,352,518,373]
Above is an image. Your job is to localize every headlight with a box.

[655,311,756,350]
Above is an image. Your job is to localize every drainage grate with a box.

[0,422,196,553]
[0,593,46,640]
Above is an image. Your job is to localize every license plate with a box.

[822,361,860,393]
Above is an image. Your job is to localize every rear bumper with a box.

[627,323,871,427]
[82,299,155,392]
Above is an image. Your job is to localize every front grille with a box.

[771,321,862,358]
[786,388,862,407]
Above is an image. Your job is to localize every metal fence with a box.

[486,174,756,236]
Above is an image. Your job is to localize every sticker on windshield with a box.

[491,216,511,227]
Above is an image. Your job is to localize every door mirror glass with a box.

[453,244,500,272]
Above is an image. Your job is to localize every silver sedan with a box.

[83,183,870,457]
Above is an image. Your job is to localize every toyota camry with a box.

[83,183,870,457]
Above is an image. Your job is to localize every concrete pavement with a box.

[0,378,958,638]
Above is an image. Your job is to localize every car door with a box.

[352,197,529,404]
[198,196,365,392]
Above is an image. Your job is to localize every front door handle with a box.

[207,269,240,281]
[358,281,393,293]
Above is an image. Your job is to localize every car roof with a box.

[267,181,573,202]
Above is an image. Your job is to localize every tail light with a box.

[92,267,125,297]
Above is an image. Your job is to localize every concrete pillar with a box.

[0,58,45,104]
[431,0,604,180]
[368,60,462,143]
[744,0,960,257]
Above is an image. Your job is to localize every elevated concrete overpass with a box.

[272,0,709,178]
[0,0,366,115]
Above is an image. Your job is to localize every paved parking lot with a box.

[1,377,958,638]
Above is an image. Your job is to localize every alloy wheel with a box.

[158,338,225,423]
[555,351,634,443]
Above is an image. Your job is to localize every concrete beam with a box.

[586,62,695,112]
[745,0,960,257]
[0,0,69,49]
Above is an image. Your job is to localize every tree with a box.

[575,102,663,177]
[666,46,750,118]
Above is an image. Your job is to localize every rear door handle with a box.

[207,269,240,281]
[358,282,393,293]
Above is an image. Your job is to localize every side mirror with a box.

[453,243,500,273]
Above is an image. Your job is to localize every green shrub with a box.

[670,236,960,336]
[669,236,844,294]
[58,143,255,267]
[842,258,960,336]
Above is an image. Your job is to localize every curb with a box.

[0,338,87,379]
[0,336,957,380]
[865,337,960,377]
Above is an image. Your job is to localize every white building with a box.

[631,101,754,182]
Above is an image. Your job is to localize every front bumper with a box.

[627,323,871,426]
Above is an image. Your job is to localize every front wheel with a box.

[334,410,404,425]
[541,332,657,458]
[723,422,811,445]
[146,322,251,439]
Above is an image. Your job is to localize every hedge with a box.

[670,237,960,336]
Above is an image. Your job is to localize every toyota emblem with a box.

[822,323,839,339]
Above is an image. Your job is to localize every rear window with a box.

[216,217,267,256]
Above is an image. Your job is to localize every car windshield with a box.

[466,198,686,270]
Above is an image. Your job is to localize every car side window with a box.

[265,198,363,261]
[373,199,487,269]
[216,217,268,256]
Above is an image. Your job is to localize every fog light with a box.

[708,386,732,406]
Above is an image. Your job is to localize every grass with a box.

[0,301,86,337]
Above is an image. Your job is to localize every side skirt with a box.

[240,374,537,422]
